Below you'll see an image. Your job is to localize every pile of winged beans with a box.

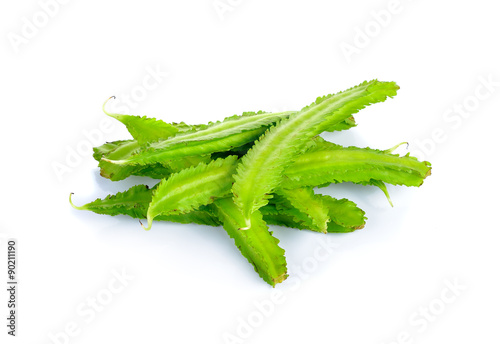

[70,80,431,286]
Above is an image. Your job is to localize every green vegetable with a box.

[282,138,431,189]
[101,111,294,167]
[95,140,175,181]
[274,188,331,233]
[142,156,238,230]
[211,197,287,286]
[232,80,399,229]
[103,96,203,144]
[263,194,366,233]
[69,185,222,227]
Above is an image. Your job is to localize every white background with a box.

[1,0,499,343]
